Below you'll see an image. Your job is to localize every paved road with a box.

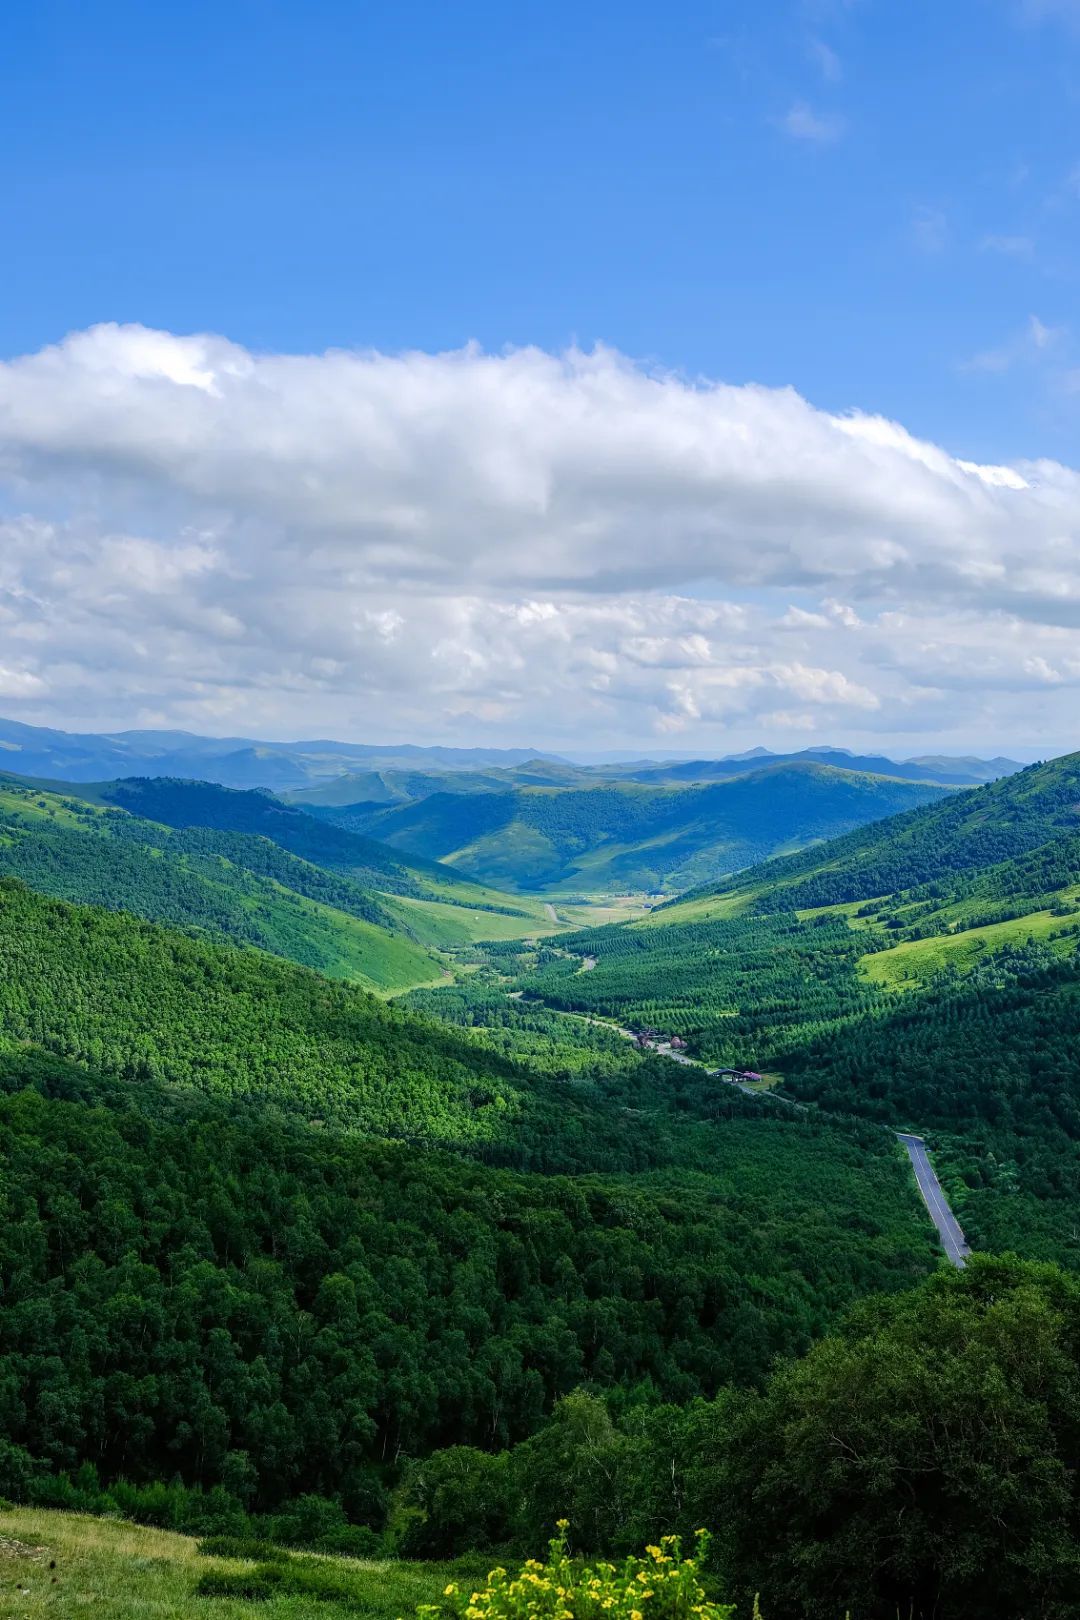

[897,1133,970,1268]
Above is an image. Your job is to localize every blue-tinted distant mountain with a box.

[0,716,1022,796]
[0,717,565,790]
[618,747,1022,789]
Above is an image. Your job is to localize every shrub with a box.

[195,1567,281,1600]
[197,1535,290,1562]
[419,1525,736,1620]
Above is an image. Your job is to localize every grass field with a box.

[634,890,750,926]
[0,1507,483,1619]
[859,907,1080,989]
[384,890,560,945]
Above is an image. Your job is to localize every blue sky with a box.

[6,0,1079,461]
[1,0,1080,755]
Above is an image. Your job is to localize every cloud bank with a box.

[0,323,1078,750]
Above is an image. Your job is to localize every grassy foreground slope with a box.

[0,1507,471,1620]
[335,763,948,892]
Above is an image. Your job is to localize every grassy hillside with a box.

[0,776,451,992]
[332,763,949,892]
[76,775,483,894]
[0,1508,472,1620]
[0,772,561,960]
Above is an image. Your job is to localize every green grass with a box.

[0,1506,480,1619]
[632,890,751,926]
[859,906,1080,990]
[383,891,562,945]
[277,892,449,993]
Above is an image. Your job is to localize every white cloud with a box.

[979,233,1035,259]
[960,313,1065,373]
[0,665,47,698]
[1,324,1080,750]
[807,38,843,81]
[778,101,846,144]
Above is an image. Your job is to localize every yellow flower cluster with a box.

[415,1527,737,1620]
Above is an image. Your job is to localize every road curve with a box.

[897,1133,970,1268]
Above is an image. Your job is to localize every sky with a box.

[2,0,1080,757]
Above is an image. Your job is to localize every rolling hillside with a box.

[0,882,932,1523]
[0,774,559,987]
[323,762,950,891]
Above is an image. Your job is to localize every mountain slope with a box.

[0,777,451,992]
[290,747,1021,814]
[327,763,950,892]
[618,746,1021,789]
[677,752,1080,917]
[0,774,561,986]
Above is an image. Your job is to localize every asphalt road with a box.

[897,1133,971,1268]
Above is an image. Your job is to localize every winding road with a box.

[897,1133,970,1268]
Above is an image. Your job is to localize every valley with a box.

[0,727,1076,1617]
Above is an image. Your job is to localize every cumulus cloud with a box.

[0,323,1079,750]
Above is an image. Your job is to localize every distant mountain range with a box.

[0,716,1022,793]
[0,717,561,790]
[319,762,952,892]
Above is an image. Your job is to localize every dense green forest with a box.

[400,1256,1080,1620]
[78,776,479,896]
[513,911,885,1067]
[333,763,946,891]
[0,1045,929,1513]
[782,947,1080,1267]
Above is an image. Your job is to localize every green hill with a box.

[0,773,559,972]
[680,752,1080,916]
[0,776,446,992]
[327,763,949,892]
